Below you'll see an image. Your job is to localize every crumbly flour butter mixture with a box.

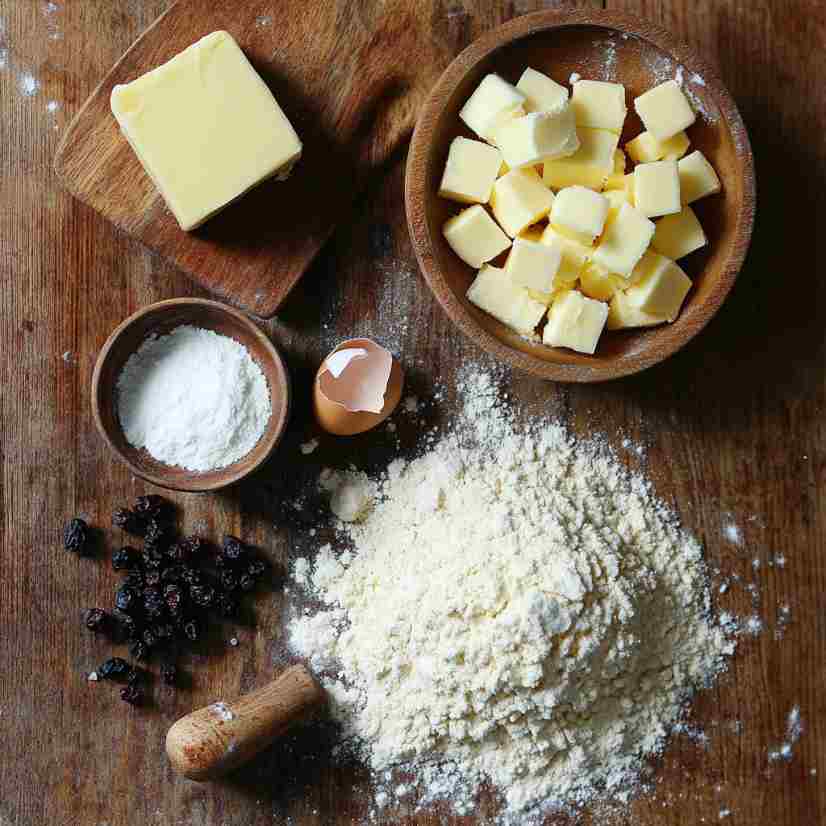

[288,372,735,821]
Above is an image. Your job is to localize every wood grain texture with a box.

[406,9,755,381]
[53,0,453,317]
[1,1,825,825]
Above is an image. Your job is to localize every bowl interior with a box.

[94,300,290,492]
[415,19,752,380]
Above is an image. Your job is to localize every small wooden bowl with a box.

[406,10,756,382]
[92,298,290,492]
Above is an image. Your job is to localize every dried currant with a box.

[114,612,140,643]
[120,684,143,705]
[122,570,144,589]
[217,593,239,618]
[221,535,246,563]
[179,535,204,559]
[84,608,109,633]
[246,559,267,580]
[112,508,146,536]
[153,623,174,643]
[142,546,165,570]
[161,565,186,584]
[134,494,171,522]
[64,518,89,553]
[218,570,238,593]
[111,546,139,571]
[164,584,184,616]
[165,542,188,565]
[144,519,170,546]
[143,569,162,589]
[129,640,149,661]
[189,584,215,609]
[160,662,177,686]
[115,585,139,614]
[143,587,164,619]
[98,657,130,681]
[182,619,199,642]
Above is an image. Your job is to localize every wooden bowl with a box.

[406,10,756,382]
[92,299,290,492]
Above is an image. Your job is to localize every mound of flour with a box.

[288,371,734,821]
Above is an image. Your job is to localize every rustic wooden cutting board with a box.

[53,0,450,317]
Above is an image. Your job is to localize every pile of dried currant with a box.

[64,494,267,706]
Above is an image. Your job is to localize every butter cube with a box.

[517,68,569,113]
[571,80,627,133]
[443,205,511,268]
[678,150,722,203]
[630,249,664,285]
[634,160,681,218]
[550,186,609,243]
[505,236,562,293]
[623,173,636,205]
[652,206,707,259]
[607,291,669,329]
[592,202,655,276]
[579,262,626,301]
[110,31,302,231]
[543,128,619,190]
[603,149,627,190]
[490,167,554,237]
[625,130,690,163]
[460,74,526,141]
[466,264,546,335]
[438,137,503,205]
[603,187,631,216]
[543,290,608,354]
[625,255,691,320]
[493,106,579,169]
[634,80,696,141]
[540,225,590,284]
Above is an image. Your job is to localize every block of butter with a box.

[111,31,302,231]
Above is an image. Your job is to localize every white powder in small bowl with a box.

[116,325,271,472]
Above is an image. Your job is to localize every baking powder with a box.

[116,325,271,472]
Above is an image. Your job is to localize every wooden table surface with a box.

[1,1,824,825]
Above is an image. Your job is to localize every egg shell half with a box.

[313,338,404,436]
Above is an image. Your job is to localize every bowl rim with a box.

[91,297,290,492]
[405,8,756,382]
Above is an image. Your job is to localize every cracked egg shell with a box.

[313,338,404,436]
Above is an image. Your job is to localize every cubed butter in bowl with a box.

[111,31,302,232]
[406,10,755,381]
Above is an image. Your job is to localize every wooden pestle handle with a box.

[166,665,325,781]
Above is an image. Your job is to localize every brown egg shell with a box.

[313,338,405,436]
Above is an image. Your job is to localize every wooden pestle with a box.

[166,665,325,781]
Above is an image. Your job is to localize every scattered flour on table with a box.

[116,325,271,472]
[319,469,375,523]
[768,706,803,764]
[287,369,734,822]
